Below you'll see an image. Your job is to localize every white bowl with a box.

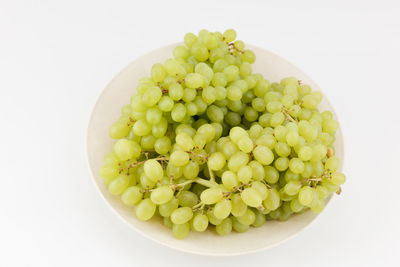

[86,43,344,256]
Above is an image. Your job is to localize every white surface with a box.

[0,0,399,266]
[86,43,343,255]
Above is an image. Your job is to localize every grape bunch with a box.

[99,29,346,239]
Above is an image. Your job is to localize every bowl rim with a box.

[85,43,345,256]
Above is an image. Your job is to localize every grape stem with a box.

[208,166,215,183]
[172,179,194,189]
[194,178,218,188]
[127,156,169,169]
[282,107,297,122]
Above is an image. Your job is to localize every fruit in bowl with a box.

[95,29,346,241]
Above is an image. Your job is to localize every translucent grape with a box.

[135,199,156,221]
[253,146,274,165]
[214,199,232,219]
[200,187,223,204]
[171,207,193,224]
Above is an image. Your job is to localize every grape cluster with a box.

[99,29,346,239]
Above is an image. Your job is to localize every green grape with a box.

[169,83,183,101]
[192,213,209,232]
[253,146,274,165]
[222,170,239,190]
[172,222,190,239]
[235,165,251,183]
[231,194,247,217]
[206,208,222,225]
[229,126,248,143]
[159,197,179,217]
[154,136,171,155]
[178,191,199,207]
[197,124,216,142]
[228,151,249,172]
[325,156,340,171]
[241,188,262,208]
[150,185,174,205]
[298,186,315,206]
[146,107,162,125]
[270,112,285,127]
[171,207,193,224]
[244,106,258,122]
[113,139,141,161]
[109,174,130,195]
[263,165,278,184]
[273,125,288,142]
[227,99,243,112]
[240,62,252,77]
[273,157,288,171]
[237,208,256,225]
[202,86,216,104]
[321,180,339,194]
[175,132,194,151]
[170,151,189,167]
[249,161,265,181]
[163,217,173,228]
[165,58,185,76]
[121,186,142,206]
[311,160,324,176]
[184,73,203,89]
[150,63,166,82]
[316,185,329,200]
[152,118,168,138]
[173,45,189,59]
[232,218,250,233]
[99,165,119,184]
[256,134,276,149]
[223,29,236,42]
[225,112,241,126]
[252,211,266,227]
[263,188,280,210]
[216,217,232,236]
[241,49,256,63]
[289,198,304,213]
[211,123,223,140]
[214,199,232,219]
[143,159,163,182]
[275,142,291,157]
[289,158,305,174]
[191,42,209,61]
[171,103,186,122]
[135,199,156,221]
[184,32,197,47]
[298,146,312,161]
[237,137,254,153]
[284,180,301,196]
[142,86,162,107]
[227,85,242,101]
[206,105,224,122]
[183,88,197,102]
[251,181,268,200]
[223,65,239,82]
[140,135,156,150]
[331,172,346,185]
[183,160,199,179]
[200,187,223,204]
[133,119,152,136]
[258,113,271,127]
[213,59,229,72]
[248,124,263,139]
[109,121,130,139]
[208,152,226,171]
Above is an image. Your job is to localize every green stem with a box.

[194,178,218,188]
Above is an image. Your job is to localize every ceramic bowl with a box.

[86,43,344,256]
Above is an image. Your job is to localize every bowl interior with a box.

[86,44,344,256]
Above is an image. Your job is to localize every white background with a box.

[1,0,399,266]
